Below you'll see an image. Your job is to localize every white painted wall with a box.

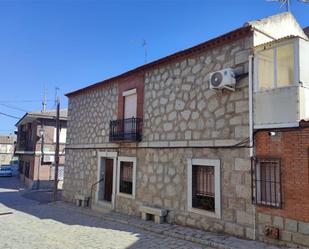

[299,87,309,121]
[247,12,308,46]
[254,86,299,128]
[299,39,309,86]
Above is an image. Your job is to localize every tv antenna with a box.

[54,87,60,106]
[42,87,47,112]
[142,39,148,64]
[131,39,148,64]
[267,0,309,12]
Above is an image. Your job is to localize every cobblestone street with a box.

[0,176,210,249]
[0,177,287,249]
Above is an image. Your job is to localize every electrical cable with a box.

[0,112,20,119]
[0,99,54,103]
[0,103,28,112]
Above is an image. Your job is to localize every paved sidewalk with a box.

[53,201,288,249]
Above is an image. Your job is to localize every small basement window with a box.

[252,158,281,208]
[256,42,295,91]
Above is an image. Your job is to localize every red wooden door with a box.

[104,159,113,202]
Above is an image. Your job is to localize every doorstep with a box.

[51,201,287,249]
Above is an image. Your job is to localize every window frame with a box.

[187,158,221,219]
[117,156,136,199]
[53,127,67,144]
[254,39,299,92]
[252,157,282,208]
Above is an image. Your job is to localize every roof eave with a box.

[15,113,67,127]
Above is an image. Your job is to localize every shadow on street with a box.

[0,175,206,249]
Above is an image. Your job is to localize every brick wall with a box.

[117,73,144,120]
[255,127,309,247]
[255,128,309,222]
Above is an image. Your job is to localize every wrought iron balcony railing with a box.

[109,117,142,142]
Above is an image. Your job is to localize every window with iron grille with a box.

[119,161,133,195]
[192,165,215,211]
[252,158,281,208]
[188,158,221,218]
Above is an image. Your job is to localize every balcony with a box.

[109,117,142,142]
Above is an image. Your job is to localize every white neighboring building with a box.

[0,135,16,165]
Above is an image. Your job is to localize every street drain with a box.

[0,212,13,216]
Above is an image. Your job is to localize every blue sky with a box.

[0,0,308,134]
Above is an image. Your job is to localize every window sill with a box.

[117,192,135,200]
[188,207,221,219]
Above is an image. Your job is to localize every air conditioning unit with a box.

[43,155,55,163]
[209,68,236,91]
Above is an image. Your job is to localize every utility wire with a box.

[0,103,28,112]
[0,112,20,119]
[0,99,54,104]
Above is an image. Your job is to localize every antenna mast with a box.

[267,0,309,12]
[54,87,60,107]
[42,87,47,112]
[142,39,148,64]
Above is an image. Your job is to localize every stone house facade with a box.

[63,12,309,246]
[15,110,67,189]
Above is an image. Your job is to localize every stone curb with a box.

[50,201,288,249]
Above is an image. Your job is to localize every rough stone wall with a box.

[63,147,253,239]
[257,213,309,248]
[66,83,118,145]
[62,149,98,202]
[143,37,251,143]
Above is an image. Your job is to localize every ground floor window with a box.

[119,162,133,194]
[117,156,136,198]
[187,158,221,218]
[252,158,281,208]
[192,165,215,211]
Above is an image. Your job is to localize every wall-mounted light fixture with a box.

[269,131,277,137]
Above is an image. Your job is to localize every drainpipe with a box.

[248,54,256,240]
[249,55,254,158]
